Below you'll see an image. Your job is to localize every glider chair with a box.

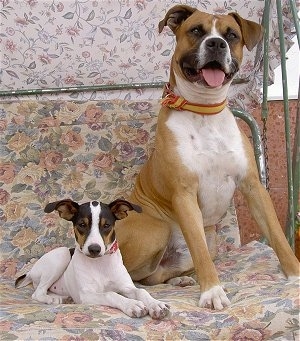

[0,0,298,339]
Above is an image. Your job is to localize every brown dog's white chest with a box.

[166,108,247,226]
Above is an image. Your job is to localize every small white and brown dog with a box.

[15,199,170,319]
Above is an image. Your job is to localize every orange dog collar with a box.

[161,84,227,115]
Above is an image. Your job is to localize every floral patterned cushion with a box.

[0,100,299,339]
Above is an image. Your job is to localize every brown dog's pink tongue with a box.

[202,68,225,87]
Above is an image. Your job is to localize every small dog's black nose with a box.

[205,37,227,51]
[88,244,101,257]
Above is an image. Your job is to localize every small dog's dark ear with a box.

[158,5,197,33]
[109,199,142,220]
[44,199,79,221]
[229,12,263,51]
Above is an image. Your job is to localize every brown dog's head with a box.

[44,199,142,258]
[159,5,263,89]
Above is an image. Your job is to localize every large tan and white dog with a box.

[116,5,300,310]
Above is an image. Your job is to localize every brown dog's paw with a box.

[199,285,230,310]
[166,276,196,287]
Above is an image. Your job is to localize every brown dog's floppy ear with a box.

[229,12,263,51]
[109,199,142,220]
[44,199,79,221]
[158,5,197,33]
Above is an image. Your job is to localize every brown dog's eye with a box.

[225,29,238,42]
[190,26,204,37]
[103,223,110,229]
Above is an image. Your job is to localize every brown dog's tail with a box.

[15,273,32,288]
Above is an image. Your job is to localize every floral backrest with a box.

[0,99,239,277]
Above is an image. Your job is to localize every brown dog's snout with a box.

[88,244,101,257]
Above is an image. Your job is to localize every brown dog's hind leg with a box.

[116,211,172,281]
[141,268,196,287]
[140,241,195,286]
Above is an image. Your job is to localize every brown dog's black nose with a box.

[206,37,227,51]
[88,244,101,257]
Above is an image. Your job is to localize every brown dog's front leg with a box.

[172,192,230,309]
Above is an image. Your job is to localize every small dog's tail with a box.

[15,273,32,288]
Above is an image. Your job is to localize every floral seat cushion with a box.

[1,241,299,340]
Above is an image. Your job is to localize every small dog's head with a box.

[45,199,142,258]
[159,5,263,89]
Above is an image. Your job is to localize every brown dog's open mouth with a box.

[182,61,236,88]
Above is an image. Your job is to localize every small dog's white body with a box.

[16,200,169,319]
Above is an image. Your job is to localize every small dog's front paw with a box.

[148,300,170,320]
[199,285,230,310]
[125,299,148,318]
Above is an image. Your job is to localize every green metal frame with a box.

[231,109,267,187]
[0,82,165,97]
[0,79,252,98]
[289,0,300,249]
[261,0,299,249]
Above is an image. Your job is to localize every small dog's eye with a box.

[103,223,110,229]
[77,222,86,231]
[76,222,86,234]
